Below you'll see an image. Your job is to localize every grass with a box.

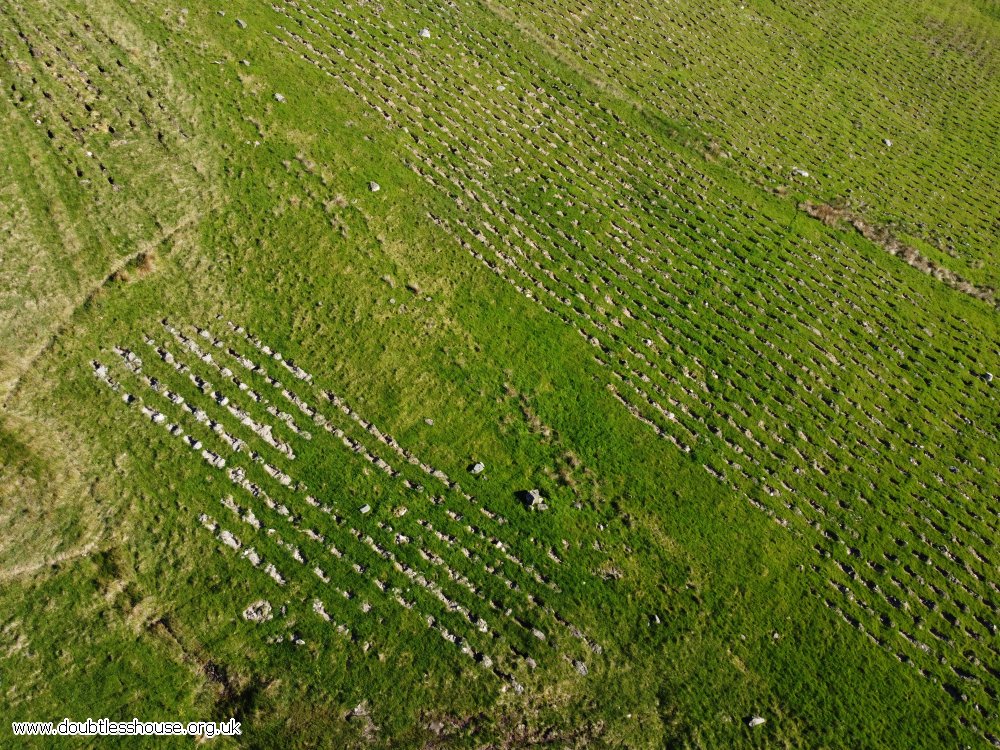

[0,0,997,747]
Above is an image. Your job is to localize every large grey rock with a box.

[523,488,548,510]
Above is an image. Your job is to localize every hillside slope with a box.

[1,0,997,747]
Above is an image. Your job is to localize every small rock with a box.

[274,92,285,102]
[242,599,273,623]
[470,462,485,475]
[359,504,372,515]
[748,715,766,728]
[419,28,431,38]
[984,372,994,384]
[369,181,381,192]
[791,167,809,178]
[236,18,247,29]
[424,418,434,425]
[884,138,892,147]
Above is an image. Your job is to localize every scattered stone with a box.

[984,372,994,384]
[573,660,588,676]
[312,599,331,621]
[748,715,766,728]
[424,418,434,425]
[242,599,273,623]
[791,167,809,178]
[274,93,285,103]
[236,18,247,29]
[368,181,380,192]
[264,563,286,585]
[219,529,241,549]
[883,138,892,147]
[470,462,485,475]
[419,28,431,38]
[360,504,372,515]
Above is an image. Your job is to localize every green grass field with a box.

[1,0,997,747]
